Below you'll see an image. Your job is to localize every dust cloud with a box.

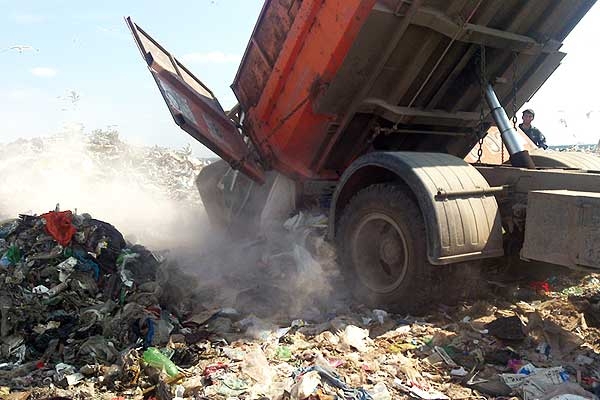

[163,199,346,323]
[0,128,345,323]
[0,127,209,250]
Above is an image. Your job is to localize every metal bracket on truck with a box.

[329,152,504,265]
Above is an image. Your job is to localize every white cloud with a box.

[30,67,58,78]
[181,51,240,64]
[3,87,46,100]
[12,14,46,24]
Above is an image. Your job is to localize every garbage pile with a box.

[2,209,600,400]
[0,129,212,209]
[0,208,171,394]
[0,130,215,249]
[549,144,600,154]
[84,129,214,203]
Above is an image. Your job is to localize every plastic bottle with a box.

[0,220,19,239]
[142,347,178,377]
[173,384,185,400]
[1,246,21,266]
[48,281,69,297]
[370,382,392,400]
[0,296,11,338]
[275,345,292,361]
[242,345,272,382]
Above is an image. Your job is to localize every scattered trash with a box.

[242,345,273,383]
[290,369,321,399]
[0,201,598,399]
[501,366,595,400]
[339,325,371,352]
[530,280,552,294]
[486,315,527,340]
[41,211,78,246]
[450,366,469,377]
[172,384,185,400]
[275,345,292,361]
[143,347,179,377]
[370,382,392,400]
[526,311,584,357]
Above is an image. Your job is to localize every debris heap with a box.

[0,210,166,387]
[84,129,212,203]
[1,209,600,400]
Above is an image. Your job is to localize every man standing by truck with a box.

[519,109,548,149]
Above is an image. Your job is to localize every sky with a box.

[1,1,599,157]
[0,0,263,156]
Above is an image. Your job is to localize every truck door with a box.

[126,17,265,184]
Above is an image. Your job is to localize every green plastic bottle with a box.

[143,347,178,377]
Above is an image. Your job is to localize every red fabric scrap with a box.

[328,358,345,368]
[203,362,228,377]
[529,281,551,293]
[145,305,162,318]
[41,211,77,246]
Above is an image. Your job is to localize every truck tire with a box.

[336,183,437,313]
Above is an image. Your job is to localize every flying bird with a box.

[2,45,39,54]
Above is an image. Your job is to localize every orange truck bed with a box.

[128,0,595,183]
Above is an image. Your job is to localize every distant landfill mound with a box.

[0,130,217,248]
[0,129,215,204]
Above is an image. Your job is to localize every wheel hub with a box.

[380,238,401,266]
[350,213,409,294]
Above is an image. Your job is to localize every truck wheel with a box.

[336,183,436,313]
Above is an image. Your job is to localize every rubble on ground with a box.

[1,207,599,400]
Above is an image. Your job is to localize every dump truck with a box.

[126,0,600,310]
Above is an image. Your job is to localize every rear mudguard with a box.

[329,152,504,265]
[528,150,600,170]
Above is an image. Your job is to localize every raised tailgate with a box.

[126,17,265,183]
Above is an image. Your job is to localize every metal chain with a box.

[512,52,519,129]
[476,45,487,164]
[501,132,505,164]
[506,52,520,164]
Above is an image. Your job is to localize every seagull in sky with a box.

[1,45,40,54]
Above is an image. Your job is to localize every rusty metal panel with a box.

[522,190,600,270]
[232,0,376,179]
[232,45,271,108]
[464,127,537,164]
[126,17,265,183]
[232,0,301,108]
